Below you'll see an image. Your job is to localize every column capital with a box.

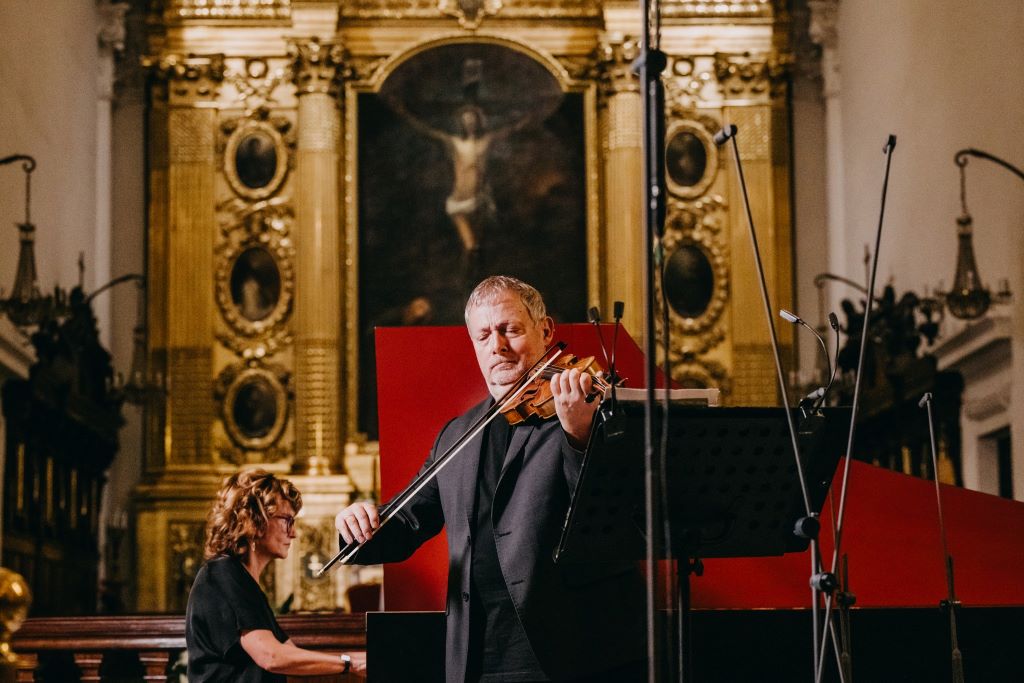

[713,51,791,101]
[143,53,226,105]
[289,37,349,98]
[596,34,641,97]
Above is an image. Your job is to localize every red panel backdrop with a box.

[375,323,653,611]
[375,325,1024,611]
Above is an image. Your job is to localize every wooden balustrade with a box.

[11,612,366,682]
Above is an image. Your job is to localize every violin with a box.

[499,354,612,425]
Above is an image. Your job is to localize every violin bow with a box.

[316,341,568,576]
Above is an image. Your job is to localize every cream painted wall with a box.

[832,0,1024,309]
[809,0,1024,499]
[0,0,147,596]
[0,0,102,305]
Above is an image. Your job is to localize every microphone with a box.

[713,124,737,146]
[780,308,838,412]
[918,392,932,409]
[609,301,624,384]
[587,306,614,374]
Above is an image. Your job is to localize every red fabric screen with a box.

[375,325,1024,611]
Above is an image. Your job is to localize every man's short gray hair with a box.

[464,275,547,324]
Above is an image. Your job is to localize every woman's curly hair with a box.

[204,469,302,559]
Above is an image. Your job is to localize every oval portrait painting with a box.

[235,131,279,190]
[229,246,281,322]
[664,243,715,319]
[231,375,278,440]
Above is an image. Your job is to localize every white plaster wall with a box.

[0,0,101,307]
[833,1,1024,306]
[821,1,1024,499]
[0,1,147,592]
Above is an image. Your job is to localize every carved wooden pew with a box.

[11,612,365,682]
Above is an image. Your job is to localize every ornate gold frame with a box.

[222,115,292,201]
[664,118,719,199]
[342,33,601,437]
[215,199,295,358]
[215,361,291,451]
[660,196,730,336]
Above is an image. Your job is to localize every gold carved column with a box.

[598,35,644,343]
[162,55,224,464]
[716,53,794,405]
[289,39,346,476]
[134,54,225,613]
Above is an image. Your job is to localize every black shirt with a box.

[185,555,288,682]
[467,415,548,682]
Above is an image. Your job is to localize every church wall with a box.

[833,1,1023,320]
[827,0,1024,498]
[0,0,102,308]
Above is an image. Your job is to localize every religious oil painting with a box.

[234,130,278,190]
[357,42,588,436]
[229,245,281,323]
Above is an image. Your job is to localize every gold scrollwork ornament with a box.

[220,108,294,201]
[667,357,732,395]
[659,218,730,334]
[215,201,295,359]
[664,118,720,199]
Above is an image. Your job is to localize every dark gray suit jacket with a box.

[354,398,646,682]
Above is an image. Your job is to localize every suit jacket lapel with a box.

[500,421,536,482]
[459,399,492,528]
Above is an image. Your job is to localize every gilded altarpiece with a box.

[133,0,793,613]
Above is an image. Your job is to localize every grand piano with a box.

[369,325,1024,681]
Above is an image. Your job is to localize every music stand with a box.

[555,401,848,678]
[366,611,445,683]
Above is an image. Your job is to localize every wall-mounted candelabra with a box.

[2,153,161,404]
[937,148,1020,321]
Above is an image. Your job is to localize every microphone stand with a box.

[920,392,966,683]
[632,0,668,676]
[718,125,834,682]
[815,135,899,683]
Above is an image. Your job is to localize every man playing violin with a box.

[336,275,645,682]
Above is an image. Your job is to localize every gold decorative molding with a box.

[164,0,291,22]
[295,338,341,461]
[167,347,213,464]
[667,357,732,394]
[289,38,349,98]
[169,109,215,163]
[596,34,640,97]
[728,106,771,161]
[438,0,503,29]
[215,200,296,358]
[713,51,790,101]
[339,0,599,22]
[224,58,289,114]
[663,114,720,199]
[661,0,773,20]
[732,342,780,405]
[295,519,336,610]
[215,361,292,452]
[659,200,730,336]
[664,56,715,109]
[0,567,31,671]
[347,55,389,84]
[143,53,226,104]
[167,521,204,612]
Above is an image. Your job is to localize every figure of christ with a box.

[388,100,537,254]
